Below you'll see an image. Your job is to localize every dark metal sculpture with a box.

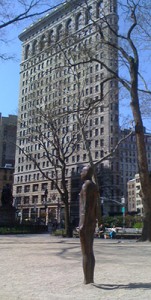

[79,165,97,284]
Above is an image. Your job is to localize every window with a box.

[25,44,30,60]
[48,30,54,44]
[95,140,98,147]
[86,6,93,24]
[95,129,98,136]
[95,85,99,92]
[77,155,80,162]
[76,13,83,30]
[100,139,104,147]
[17,186,22,193]
[32,195,38,204]
[96,1,104,18]
[95,118,99,125]
[39,35,45,51]
[33,184,39,192]
[95,151,99,159]
[41,183,48,191]
[32,40,37,55]
[24,196,29,204]
[66,19,72,34]
[24,185,30,193]
[56,24,63,41]
[83,154,86,161]
[95,64,99,71]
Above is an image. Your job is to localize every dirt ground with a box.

[0,234,151,300]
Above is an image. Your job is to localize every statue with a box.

[1,184,13,208]
[79,165,98,284]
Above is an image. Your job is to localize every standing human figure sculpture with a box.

[79,165,98,284]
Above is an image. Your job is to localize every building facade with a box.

[119,128,151,204]
[13,0,120,223]
[127,174,143,215]
[0,114,17,168]
[0,167,14,206]
[0,114,17,204]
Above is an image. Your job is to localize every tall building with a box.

[0,114,17,168]
[13,0,120,223]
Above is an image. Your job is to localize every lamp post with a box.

[121,197,125,230]
[43,189,48,225]
[57,198,61,224]
[110,197,126,231]
[34,200,37,223]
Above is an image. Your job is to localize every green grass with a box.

[52,229,66,236]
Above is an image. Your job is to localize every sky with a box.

[0,40,20,117]
[0,0,64,117]
[0,0,151,133]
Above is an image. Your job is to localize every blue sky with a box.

[0,0,63,117]
[0,0,150,132]
[0,44,20,117]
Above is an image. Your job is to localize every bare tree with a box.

[14,0,151,240]
[55,36,133,222]
[0,0,65,59]
[55,0,151,237]
[82,0,151,240]
[17,107,79,237]
[0,0,65,30]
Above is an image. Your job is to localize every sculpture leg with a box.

[80,231,95,284]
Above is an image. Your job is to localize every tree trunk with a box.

[141,211,151,241]
[130,62,151,241]
[63,197,72,237]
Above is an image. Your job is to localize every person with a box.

[109,225,116,239]
[79,165,98,284]
[98,224,105,238]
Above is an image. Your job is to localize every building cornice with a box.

[19,0,84,42]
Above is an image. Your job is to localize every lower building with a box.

[0,167,14,206]
[127,174,143,215]
[0,114,17,168]
[119,128,151,206]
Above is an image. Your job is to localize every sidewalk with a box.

[0,234,151,300]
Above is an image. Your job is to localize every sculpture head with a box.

[81,165,94,181]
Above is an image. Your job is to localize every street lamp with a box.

[43,189,48,225]
[57,198,61,224]
[109,197,126,231]
[34,200,37,223]
[121,197,125,230]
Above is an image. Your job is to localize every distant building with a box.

[127,174,143,215]
[0,114,17,168]
[0,167,14,206]
[119,128,151,202]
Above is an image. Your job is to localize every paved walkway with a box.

[0,234,151,299]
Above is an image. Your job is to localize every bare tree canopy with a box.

[0,0,65,59]
[5,0,151,239]
[0,0,65,30]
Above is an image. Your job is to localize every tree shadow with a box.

[93,282,151,290]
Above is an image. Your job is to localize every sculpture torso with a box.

[79,179,97,232]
